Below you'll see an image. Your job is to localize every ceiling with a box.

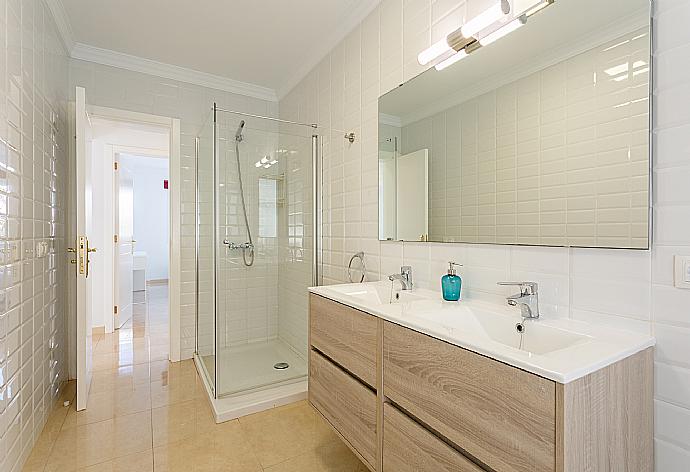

[59,0,379,99]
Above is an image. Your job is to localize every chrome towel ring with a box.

[348,251,366,283]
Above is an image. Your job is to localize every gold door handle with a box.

[67,247,76,253]
[85,239,95,278]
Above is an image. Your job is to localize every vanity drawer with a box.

[309,293,378,387]
[383,321,556,472]
[384,403,484,472]
[309,349,378,469]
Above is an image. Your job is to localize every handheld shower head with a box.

[235,120,245,142]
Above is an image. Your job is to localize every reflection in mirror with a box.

[379,0,651,249]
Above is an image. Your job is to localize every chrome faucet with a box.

[389,266,413,290]
[498,282,539,319]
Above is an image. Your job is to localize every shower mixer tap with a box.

[223,240,254,250]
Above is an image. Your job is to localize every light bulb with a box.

[435,50,468,71]
[514,0,553,17]
[418,38,453,66]
[479,17,526,46]
[461,1,508,38]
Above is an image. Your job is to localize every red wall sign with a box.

[164,179,169,189]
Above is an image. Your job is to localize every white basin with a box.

[309,282,655,383]
[326,282,424,305]
[473,312,591,355]
[400,302,591,355]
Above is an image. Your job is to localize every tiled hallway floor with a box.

[23,284,367,472]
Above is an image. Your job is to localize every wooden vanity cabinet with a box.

[383,321,556,472]
[309,349,378,468]
[308,294,653,472]
[383,403,485,472]
[309,293,378,388]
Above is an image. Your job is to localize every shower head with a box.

[235,120,245,142]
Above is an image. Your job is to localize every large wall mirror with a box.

[378,0,651,249]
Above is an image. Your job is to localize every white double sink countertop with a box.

[308,281,655,384]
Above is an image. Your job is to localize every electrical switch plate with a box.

[674,256,690,289]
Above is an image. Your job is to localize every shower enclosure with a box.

[195,104,319,401]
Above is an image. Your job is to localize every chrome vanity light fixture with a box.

[479,15,527,46]
[417,0,511,67]
[420,0,555,71]
[435,49,469,71]
[516,0,555,17]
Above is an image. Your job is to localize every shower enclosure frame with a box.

[194,104,321,400]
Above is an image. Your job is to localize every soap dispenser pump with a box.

[441,262,463,301]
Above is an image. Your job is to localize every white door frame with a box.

[88,106,182,362]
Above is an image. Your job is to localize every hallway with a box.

[22,284,366,472]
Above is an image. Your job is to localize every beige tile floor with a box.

[23,284,367,472]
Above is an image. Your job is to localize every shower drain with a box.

[273,362,290,370]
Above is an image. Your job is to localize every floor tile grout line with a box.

[35,381,79,472]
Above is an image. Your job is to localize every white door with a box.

[114,165,134,329]
[396,149,429,241]
[75,86,95,411]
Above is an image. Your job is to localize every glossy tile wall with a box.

[274,123,314,358]
[215,117,280,347]
[279,0,690,468]
[69,60,278,360]
[0,0,70,470]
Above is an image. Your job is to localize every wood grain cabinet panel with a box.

[383,321,557,472]
[557,348,654,472]
[383,403,485,472]
[309,349,378,469]
[309,294,378,387]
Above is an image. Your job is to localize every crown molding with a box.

[71,43,278,102]
[276,0,382,100]
[45,0,379,103]
[44,0,75,52]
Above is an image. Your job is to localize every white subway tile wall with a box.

[0,0,70,470]
[68,60,278,360]
[279,0,690,468]
[214,117,281,349]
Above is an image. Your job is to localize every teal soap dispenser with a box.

[441,262,463,301]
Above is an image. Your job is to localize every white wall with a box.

[279,0,690,469]
[0,0,70,471]
[120,155,169,281]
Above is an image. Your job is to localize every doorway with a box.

[89,118,170,336]
[70,87,182,411]
[118,153,170,365]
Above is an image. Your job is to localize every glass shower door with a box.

[213,107,317,397]
[195,111,216,394]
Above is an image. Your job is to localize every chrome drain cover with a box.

[273,362,290,370]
